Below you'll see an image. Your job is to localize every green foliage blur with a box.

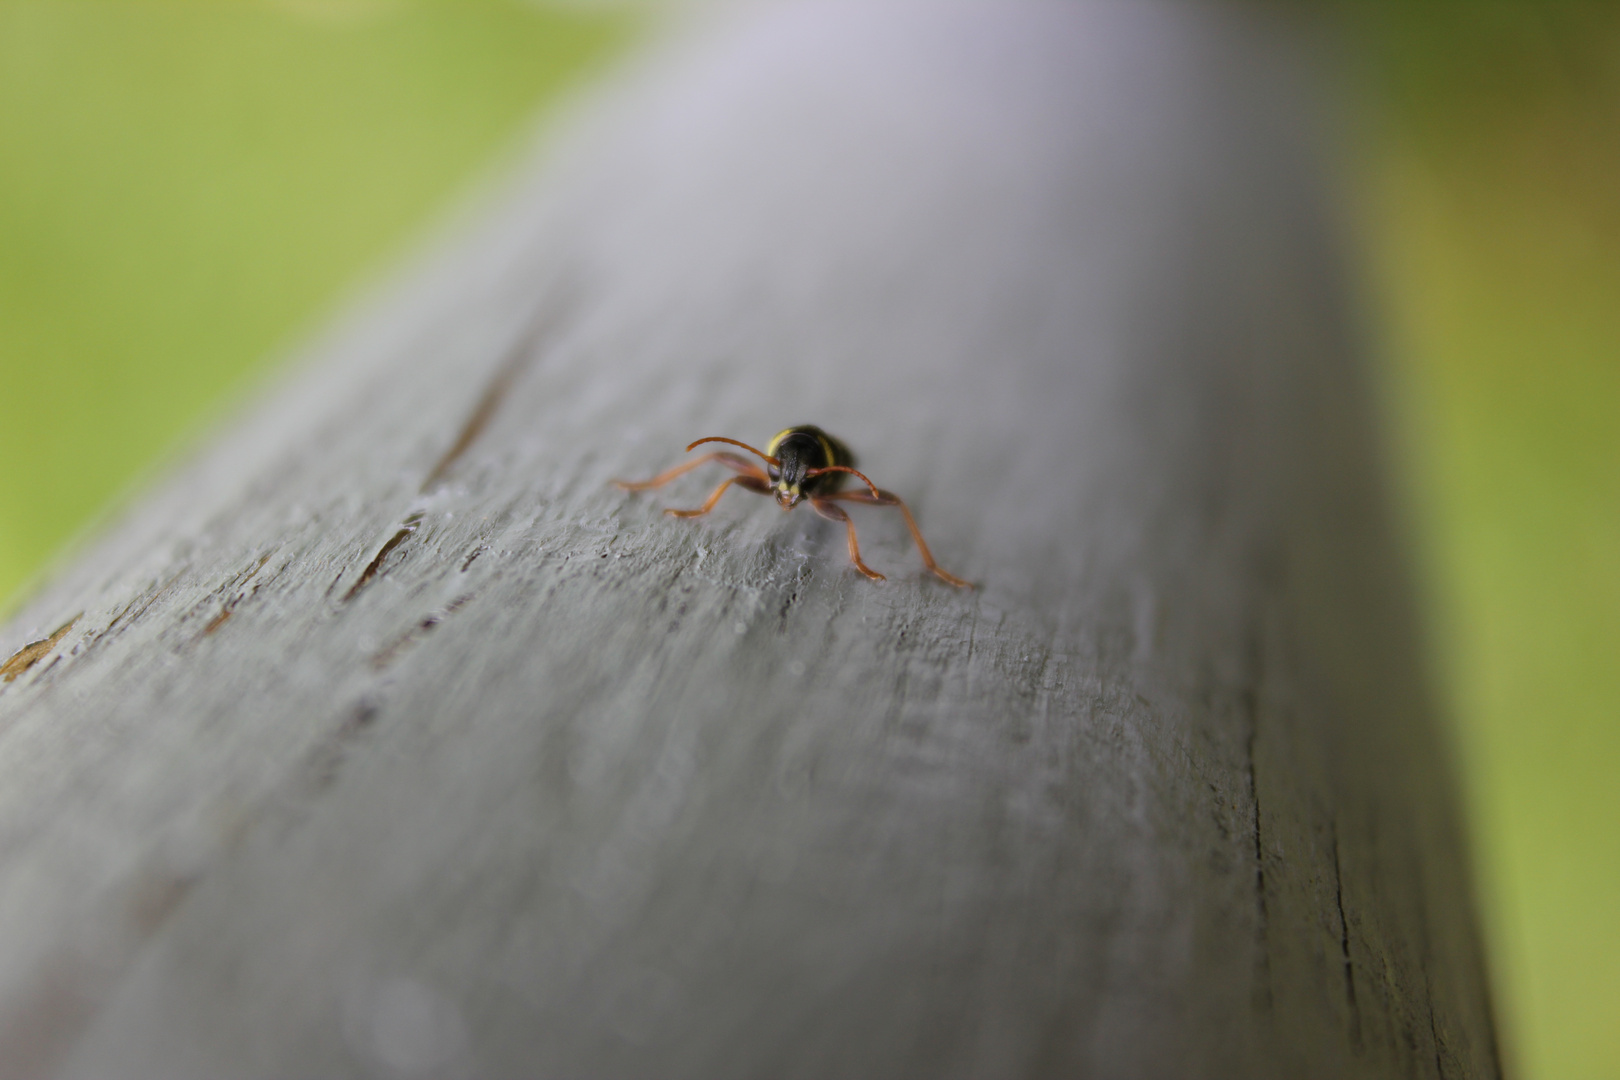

[1350,5,1620,1078]
[0,0,630,605]
[0,4,1614,1079]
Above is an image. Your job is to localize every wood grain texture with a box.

[0,3,1499,1077]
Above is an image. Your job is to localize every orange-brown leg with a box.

[667,474,770,518]
[613,452,766,491]
[810,498,885,581]
[826,489,973,588]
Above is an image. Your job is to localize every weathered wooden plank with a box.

[0,3,1498,1078]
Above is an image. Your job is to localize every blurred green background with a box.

[0,3,1613,1077]
[1355,6,1620,1078]
[0,0,631,598]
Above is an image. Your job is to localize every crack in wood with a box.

[201,552,277,637]
[1429,989,1448,1080]
[1244,626,1272,1011]
[421,283,577,493]
[52,570,188,682]
[322,568,347,601]
[127,865,199,939]
[342,513,425,603]
[100,600,137,638]
[775,568,809,632]
[304,698,383,793]
[371,592,478,671]
[0,615,80,684]
[1412,873,1468,1080]
[1331,822,1362,1047]
[1480,965,1507,1080]
[101,573,181,637]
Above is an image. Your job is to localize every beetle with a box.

[613,425,972,587]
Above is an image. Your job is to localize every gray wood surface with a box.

[0,3,1500,1077]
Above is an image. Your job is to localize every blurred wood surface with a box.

[0,3,1500,1078]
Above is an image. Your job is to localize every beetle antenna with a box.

[804,465,882,500]
[686,436,779,468]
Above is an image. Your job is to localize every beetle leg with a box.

[810,498,885,581]
[666,474,770,518]
[614,452,767,491]
[825,489,973,588]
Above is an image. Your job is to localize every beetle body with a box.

[613,426,971,587]
[764,425,854,508]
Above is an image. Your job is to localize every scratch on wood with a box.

[55,570,187,677]
[1429,990,1448,1080]
[201,552,276,637]
[1412,896,1455,1080]
[128,866,198,937]
[422,284,575,492]
[1,615,81,684]
[372,617,439,671]
[371,593,476,671]
[1480,968,1507,1080]
[776,570,806,631]
[422,350,525,491]
[1244,628,1272,1010]
[323,568,348,601]
[227,551,274,592]
[342,513,424,603]
[1331,823,1362,1046]
[304,698,382,792]
[100,600,136,637]
[100,568,188,639]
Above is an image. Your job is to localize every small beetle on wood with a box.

[614,425,972,587]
